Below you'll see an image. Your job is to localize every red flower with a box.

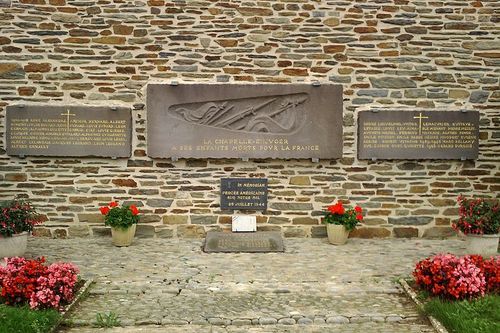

[327,202,345,215]
[356,214,363,221]
[129,205,139,216]
[109,201,118,208]
[99,206,110,215]
[355,206,362,213]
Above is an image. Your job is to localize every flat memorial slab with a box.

[203,231,284,253]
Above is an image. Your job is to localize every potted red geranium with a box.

[99,201,139,247]
[453,195,499,255]
[323,201,363,245]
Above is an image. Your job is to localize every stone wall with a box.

[0,0,498,239]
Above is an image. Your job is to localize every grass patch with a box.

[424,294,500,333]
[95,311,121,327]
[0,304,61,333]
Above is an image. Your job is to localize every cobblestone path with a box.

[26,237,467,332]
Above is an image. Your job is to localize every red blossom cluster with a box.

[99,201,139,216]
[324,201,364,231]
[413,254,499,300]
[0,257,79,310]
[453,195,500,235]
[0,200,43,237]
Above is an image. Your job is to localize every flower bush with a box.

[323,201,363,231]
[0,257,79,310]
[100,201,139,230]
[0,200,43,237]
[453,195,500,235]
[413,254,500,300]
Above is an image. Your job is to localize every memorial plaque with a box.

[358,110,479,160]
[220,178,268,211]
[203,231,284,253]
[0,0,11,8]
[6,105,132,157]
[147,83,343,159]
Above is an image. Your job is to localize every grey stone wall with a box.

[0,0,498,239]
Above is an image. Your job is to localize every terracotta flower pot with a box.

[111,224,136,247]
[0,232,29,258]
[326,224,350,245]
[465,233,499,256]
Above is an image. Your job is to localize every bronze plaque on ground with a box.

[6,105,132,157]
[220,178,268,211]
[203,231,284,253]
[358,110,479,160]
[147,83,343,159]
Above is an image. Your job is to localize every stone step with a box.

[59,323,436,333]
[67,289,421,326]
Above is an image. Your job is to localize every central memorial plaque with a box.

[220,178,268,211]
[203,231,284,253]
[147,83,343,159]
[6,105,132,157]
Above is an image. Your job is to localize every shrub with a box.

[453,195,500,235]
[0,200,43,237]
[413,254,490,300]
[0,257,79,310]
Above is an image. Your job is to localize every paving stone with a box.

[23,238,467,333]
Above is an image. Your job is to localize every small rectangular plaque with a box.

[358,110,479,160]
[6,105,132,157]
[220,178,268,211]
[232,215,257,232]
[147,83,343,159]
[0,0,11,8]
[203,231,284,253]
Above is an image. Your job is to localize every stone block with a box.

[311,225,327,238]
[388,216,433,225]
[136,224,155,238]
[191,215,218,225]
[350,227,391,238]
[289,176,311,185]
[177,225,205,238]
[422,227,456,238]
[393,227,419,238]
[292,217,318,225]
[68,225,90,238]
[156,228,174,238]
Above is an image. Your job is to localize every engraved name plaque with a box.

[6,105,132,157]
[203,231,284,253]
[358,110,479,160]
[147,83,343,159]
[220,178,268,211]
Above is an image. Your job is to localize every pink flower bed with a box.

[0,257,79,310]
[414,254,499,300]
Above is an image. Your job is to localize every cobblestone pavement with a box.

[25,237,467,333]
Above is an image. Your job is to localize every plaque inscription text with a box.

[220,178,268,211]
[358,110,479,160]
[6,105,132,157]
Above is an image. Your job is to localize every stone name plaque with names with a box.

[147,83,343,159]
[220,178,268,211]
[204,231,284,253]
[358,110,479,160]
[6,105,132,157]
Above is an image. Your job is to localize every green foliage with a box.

[323,201,363,232]
[0,304,60,333]
[454,195,500,235]
[104,206,139,230]
[424,294,500,333]
[95,311,121,327]
[0,200,43,237]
